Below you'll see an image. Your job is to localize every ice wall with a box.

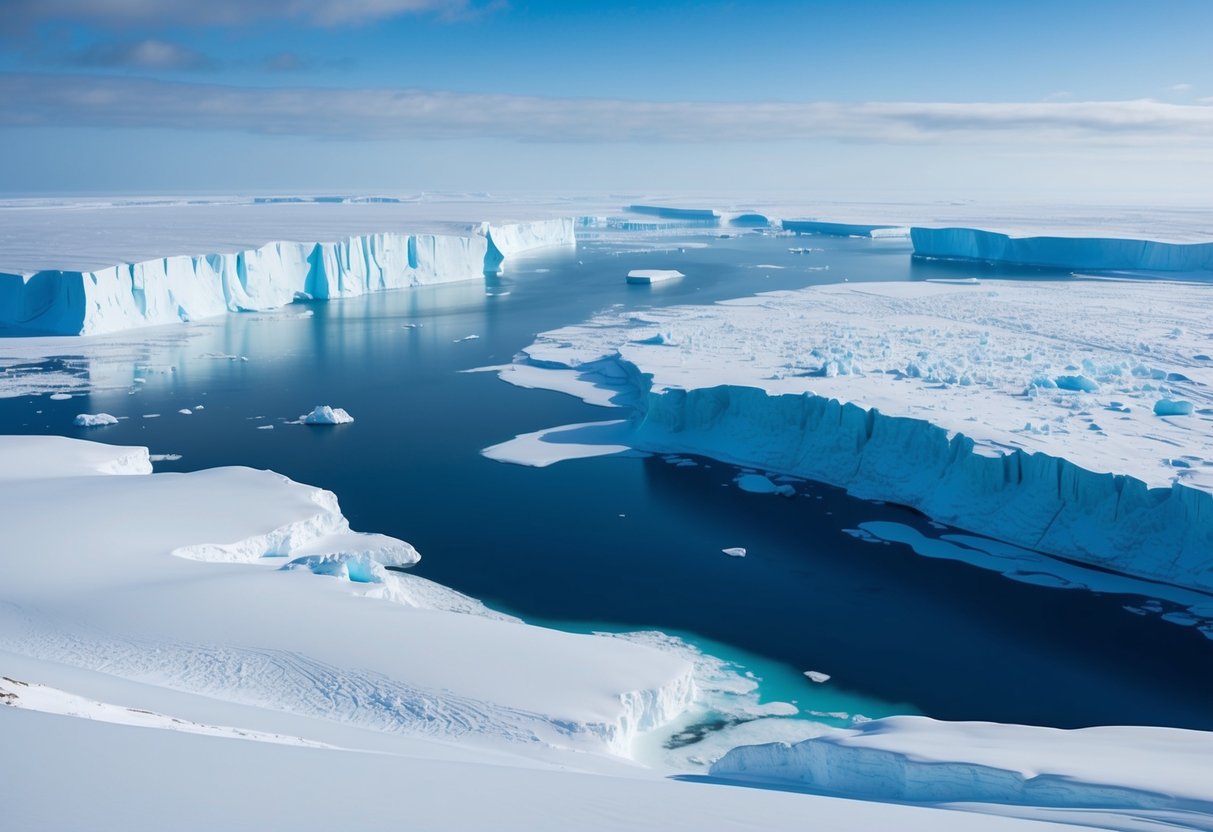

[627,205,721,222]
[912,226,1213,271]
[783,220,906,237]
[482,217,577,274]
[710,716,1213,813]
[0,218,576,336]
[636,385,1213,593]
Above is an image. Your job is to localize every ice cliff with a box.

[0,218,575,336]
[498,280,1213,595]
[912,226,1213,271]
[710,716,1213,814]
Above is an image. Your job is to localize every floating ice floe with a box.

[803,671,831,684]
[627,269,684,285]
[721,547,747,558]
[73,413,118,427]
[736,474,795,497]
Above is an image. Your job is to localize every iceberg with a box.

[0,218,576,336]
[481,217,576,275]
[498,279,1213,594]
[628,205,721,222]
[301,405,354,425]
[911,226,1213,272]
[627,269,684,285]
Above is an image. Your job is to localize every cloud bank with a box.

[2,73,1211,146]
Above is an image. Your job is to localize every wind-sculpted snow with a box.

[912,226,1213,272]
[0,219,575,335]
[499,280,1213,593]
[710,716,1213,815]
[0,435,694,758]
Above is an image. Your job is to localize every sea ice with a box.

[736,474,795,497]
[721,547,747,558]
[804,671,831,684]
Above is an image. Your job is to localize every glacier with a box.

[493,279,1213,598]
[783,219,908,238]
[0,218,575,336]
[911,226,1213,271]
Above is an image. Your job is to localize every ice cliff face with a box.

[912,226,1213,271]
[0,219,575,336]
[710,716,1213,814]
[501,280,1213,595]
[482,217,576,274]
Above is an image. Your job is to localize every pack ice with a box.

[0,218,574,336]
[501,279,1213,594]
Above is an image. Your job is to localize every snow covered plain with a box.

[5,434,1212,831]
[496,278,1213,603]
[5,197,1213,829]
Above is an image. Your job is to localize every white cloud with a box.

[2,0,484,28]
[2,74,1212,147]
[1171,83,1194,93]
[67,39,213,70]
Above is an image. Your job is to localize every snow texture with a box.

[502,279,1213,593]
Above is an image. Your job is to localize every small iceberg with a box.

[721,547,747,558]
[73,413,118,427]
[804,670,831,684]
[301,405,354,425]
[627,269,684,285]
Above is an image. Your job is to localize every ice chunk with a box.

[627,269,684,285]
[1154,398,1194,416]
[721,547,747,558]
[736,474,795,497]
[803,671,831,683]
[301,405,354,425]
[74,413,118,427]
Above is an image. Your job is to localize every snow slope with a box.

[0,435,693,756]
[495,279,1213,596]
[0,219,574,336]
[4,435,1212,830]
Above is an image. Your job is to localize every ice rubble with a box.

[711,716,1213,815]
[911,227,1213,271]
[0,218,575,336]
[499,280,1213,593]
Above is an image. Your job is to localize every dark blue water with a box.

[5,231,1211,730]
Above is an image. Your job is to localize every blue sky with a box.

[1,0,1210,199]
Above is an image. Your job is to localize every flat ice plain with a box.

[4,196,1213,831]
